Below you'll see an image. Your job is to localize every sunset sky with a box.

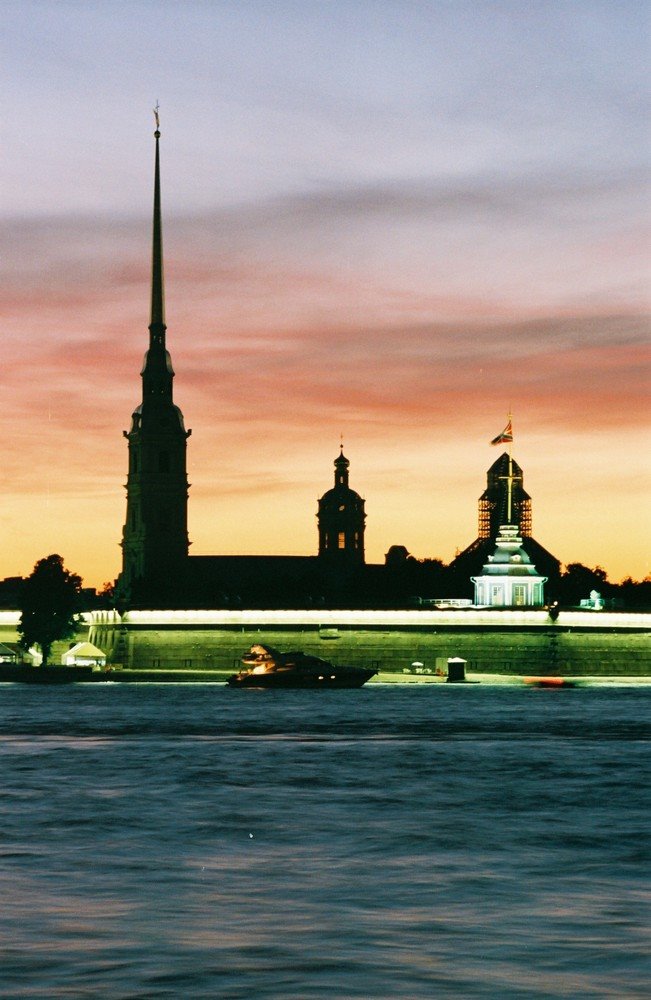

[1,0,649,589]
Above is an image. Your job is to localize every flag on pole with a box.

[490,419,513,445]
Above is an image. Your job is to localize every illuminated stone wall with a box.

[3,610,647,677]
[88,610,651,676]
[0,614,91,665]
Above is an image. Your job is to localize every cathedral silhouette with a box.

[115,126,559,610]
[448,453,560,591]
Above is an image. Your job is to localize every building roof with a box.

[65,642,106,659]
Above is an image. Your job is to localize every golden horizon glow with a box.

[1,300,649,588]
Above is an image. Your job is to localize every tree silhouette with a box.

[558,563,610,606]
[18,555,83,667]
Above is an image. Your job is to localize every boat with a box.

[227,643,377,689]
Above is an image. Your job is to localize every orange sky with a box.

[1,2,649,589]
[1,209,648,587]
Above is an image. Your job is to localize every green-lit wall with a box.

[89,621,650,676]
[3,614,648,677]
[0,623,90,666]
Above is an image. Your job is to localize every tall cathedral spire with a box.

[150,108,165,335]
[117,111,191,607]
[141,110,174,401]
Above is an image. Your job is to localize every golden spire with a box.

[150,103,165,334]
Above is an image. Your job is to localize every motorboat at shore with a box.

[227,643,377,689]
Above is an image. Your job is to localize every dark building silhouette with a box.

[317,448,366,565]
[117,124,190,606]
[449,452,561,597]
[115,124,376,609]
[478,453,531,539]
[114,124,561,610]
[0,577,23,610]
[182,448,370,609]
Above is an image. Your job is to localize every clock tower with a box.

[317,448,366,566]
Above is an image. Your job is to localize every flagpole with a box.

[491,412,516,524]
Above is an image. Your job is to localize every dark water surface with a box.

[0,684,649,999]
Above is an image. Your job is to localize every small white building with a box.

[472,524,547,608]
[61,642,107,668]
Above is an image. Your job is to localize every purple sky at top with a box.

[2,0,647,217]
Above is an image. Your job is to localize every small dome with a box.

[319,485,363,504]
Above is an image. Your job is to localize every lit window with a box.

[338,532,346,549]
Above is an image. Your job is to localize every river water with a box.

[0,683,649,999]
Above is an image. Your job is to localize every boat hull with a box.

[228,642,377,689]
[227,666,376,689]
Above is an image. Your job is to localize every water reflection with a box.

[0,685,648,998]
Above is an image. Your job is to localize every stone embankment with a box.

[2,609,649,680]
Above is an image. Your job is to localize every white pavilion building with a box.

[472,523,547,608]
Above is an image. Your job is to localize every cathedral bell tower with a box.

[117,114,191,604]
[478,453,532,540]
[317,447,366,565]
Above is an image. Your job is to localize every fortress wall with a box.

[2,610,646,676]
[0,623,17,647]
[0,617,89,664]
[90,620,651,676]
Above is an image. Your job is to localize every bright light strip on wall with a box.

[3,608,648,631]
[0,611,95,627]
[94,609,651,631]
[119,609,546,627]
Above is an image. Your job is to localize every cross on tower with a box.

[499,459,523,524]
